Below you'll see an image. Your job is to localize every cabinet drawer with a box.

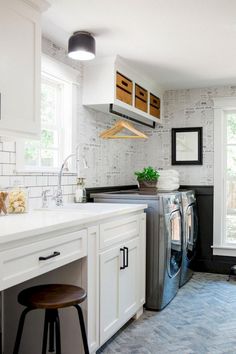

[116,72,133,93]
[150,93,160,118]
[135,96,147,113]
[100,215,139,250]
[150,94,160,108]
[150,105,160,119]
[135,84,147,112]
[116,86,132,105]
[135,84,147,101]
[0,229,87,290]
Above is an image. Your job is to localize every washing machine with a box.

[179,190,198,287]
[91,190,183,310]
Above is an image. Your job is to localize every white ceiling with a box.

[43,0,236,89]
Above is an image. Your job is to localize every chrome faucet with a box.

[42,189,51,208]
[53,146,88,207]
[53,153,75,206]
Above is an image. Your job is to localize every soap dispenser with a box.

[74,178,86,203]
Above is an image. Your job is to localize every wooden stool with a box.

[13,284,89,354]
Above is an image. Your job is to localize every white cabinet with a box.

[0,0,48,138]
[120,238,139,322]
[87,226,100,353]
[139,213,146,307]
[99,213,146,345]
[100,245,121,344]
[83,55,163,126]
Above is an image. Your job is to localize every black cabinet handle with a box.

[39,251,60,261]
[120,248,125,270]
[124,247,129,268]
[121,80,128,87]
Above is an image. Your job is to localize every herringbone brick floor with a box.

[98,272,236,354]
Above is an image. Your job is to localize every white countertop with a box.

[0,203,147,244]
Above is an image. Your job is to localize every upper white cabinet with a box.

[0,0,49,138]
[83,55,163,126]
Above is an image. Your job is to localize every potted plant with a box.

[135,166,160,193]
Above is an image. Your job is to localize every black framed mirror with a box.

[171,127,203,165]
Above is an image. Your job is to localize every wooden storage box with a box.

[135,84,147,113]
[149,93,160,118]
[116,72,133,105]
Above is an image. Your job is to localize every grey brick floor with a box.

[97,272,236,354]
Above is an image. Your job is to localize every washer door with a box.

[186,203,198,261]
[167,210,182,278]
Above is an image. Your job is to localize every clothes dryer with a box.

[179,190,198,287]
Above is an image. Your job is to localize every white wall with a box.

[140,87,236,185]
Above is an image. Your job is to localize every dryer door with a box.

[167,210,182,278]
[186,203,198,261]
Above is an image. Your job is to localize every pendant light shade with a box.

[68,31,96,61]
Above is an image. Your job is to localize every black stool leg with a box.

[49,318,55,352]
[54,310,61,354]
[74,305,89,354]
[42,310,50,354]
[13,308,33,354]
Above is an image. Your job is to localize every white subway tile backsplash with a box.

[29,186,43,198]
[10,153,16,164]
[48,176,58,186]
[0,152,10,164]
[36,176,48,186]
[0,176,10,188]
[24,176,37,187]
[2,164,15,175]
[2,141,15,152]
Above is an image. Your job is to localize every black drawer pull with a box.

[120,248,125,269]
[153,99,157,104]
[39,251,60,261]
[124,247,129,268]
[139,91,144,96]
[121,80,128,87]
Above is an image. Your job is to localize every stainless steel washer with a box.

[179,190,198,287]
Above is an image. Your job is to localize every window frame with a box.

[16,54,79,173]
[213,97,236,256]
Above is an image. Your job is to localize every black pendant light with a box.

[68,31,96,61]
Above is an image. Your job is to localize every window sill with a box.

[15,169,77,176]
[212,245,236,257]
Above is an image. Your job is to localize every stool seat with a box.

[18,284,87,309]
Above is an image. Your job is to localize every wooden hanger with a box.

[100,120,148,139]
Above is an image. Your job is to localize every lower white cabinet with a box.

[119,238,139,323]
[100,244,121,343]
[99,213,146,345]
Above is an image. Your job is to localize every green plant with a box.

[134,166,160,181]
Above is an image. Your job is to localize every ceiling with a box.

[43,0,236,90]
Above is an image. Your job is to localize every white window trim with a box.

[16,54,79,174]
[213,97,236,257]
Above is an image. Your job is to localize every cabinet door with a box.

[120,237,139,323]
[0,1,41,138]
[87,226,99,353]
[139,213,146,306]
[100,246,122,344]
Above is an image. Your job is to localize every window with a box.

[213,98,236,256]
[226,111,236,243]
[16,55,78,172]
